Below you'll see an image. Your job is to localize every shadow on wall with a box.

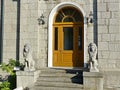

[13,0,21,61]
[93,0,98,46]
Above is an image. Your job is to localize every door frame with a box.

[53,24,84,67]
[48,2,87,68]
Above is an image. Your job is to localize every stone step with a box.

[35,81,83,88]
[40,68,83,74]
[38,70,83,84]
[37,76,82,83]
[39,73,81,77]
[30,68,83,90]
[30,86,83,90]
[40,68,66,73]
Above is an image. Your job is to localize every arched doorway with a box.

[48,2,86,68]
[53,7,84,67]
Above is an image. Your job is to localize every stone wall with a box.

[1,0,120,89]
[19,0,39,68]
[97,0,120,71]
[103,71,120,89]
[2,0,95,68]
[3,0,17,63]
[97,0,120,89]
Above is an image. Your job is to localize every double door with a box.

[53,24,84,67]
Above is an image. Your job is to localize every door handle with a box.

[59,48,62,52]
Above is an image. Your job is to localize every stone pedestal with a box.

[83,72,103,90]
[16,70,40,88]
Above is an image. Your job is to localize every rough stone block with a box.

[98,26,108,34]
[101,12,111,19]
[98,42,109,50]
[101,51,110,59]
[28,3,38,10]
[21,4,28,10]
[109,19,119,25]
[28,0,38,3]
[116,34,120,41]
[103,71,120,88]
[98,3,107,11]
[16,70,40,88]
[112,12,120,18]
[98,34,102,41]
[97,12,102,18]
[101,34,110,41]
[20,11,28,18]
[104,0,119,3]
[109,52,119,59]
[109,26,119,33]
[21,0,28,4]
[108,3,119,11]
[98,19,106,25]
[97,0,104,3]
[109,43,115,51]
[110,34,116,41]
[83,72,103,90]
[98,51,102,58]
[98,60,109,70]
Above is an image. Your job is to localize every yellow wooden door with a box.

[53,24,84,67]
[61,26,74,67]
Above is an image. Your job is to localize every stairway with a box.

[30,68,84,90]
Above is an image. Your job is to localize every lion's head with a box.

[88,43,97,53]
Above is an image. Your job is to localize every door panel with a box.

[53,27,60,66]
[77,27,84,67]
[61,27,74,66]
[63,27,73,50]
[54,28,58,50]
[53,52,59,66]
[53,25,84,67]
[61,51,73,66]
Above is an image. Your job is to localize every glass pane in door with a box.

[63,27,73,50]
[54,27,58,50]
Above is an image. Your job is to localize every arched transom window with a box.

[55,7,83,23]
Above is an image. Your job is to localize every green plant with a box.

[1,59,16,75]
[0,81,10,90]
[0,59,23,90]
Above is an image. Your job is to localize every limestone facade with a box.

[1,0,120,70]
[0,0,120,89]
[1,0,119,69]
[2,0,96,68]
[97,0,120,71]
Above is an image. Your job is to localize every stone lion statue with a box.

[88,43,99,72]
[23,44,35,71]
